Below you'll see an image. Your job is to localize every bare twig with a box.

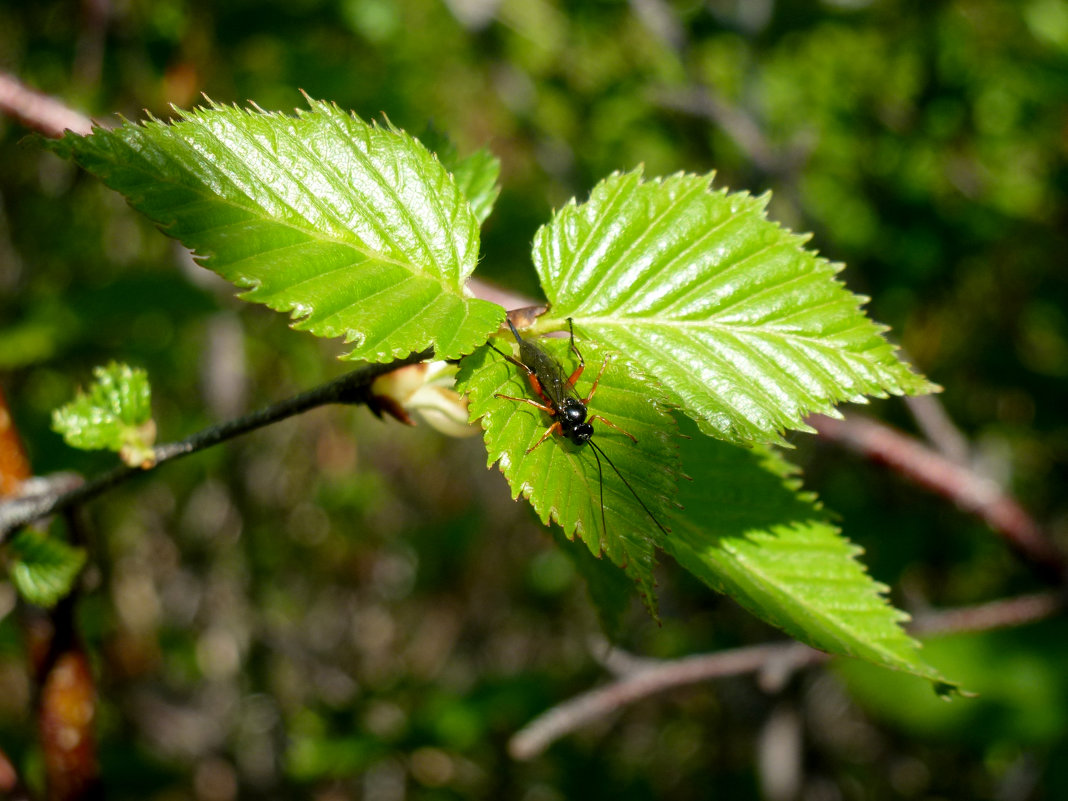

[0,72,93,137]
[509,591,1064,759]
[0,352,430,541]
[910,591,1065,636]
[510,642,822,760]
[809,413,1066,584]
[904,394,971,466]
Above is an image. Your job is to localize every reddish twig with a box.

[0,72,93,137]
[903,394,971,466]
[509,590,1064,759]
[809,413,1066,584]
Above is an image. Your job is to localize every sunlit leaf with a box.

[418,125,501,226]
[447,148,501,226]
[663,424,953,687]
[532,169,937,443]
[46,98,504,362]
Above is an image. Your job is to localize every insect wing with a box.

[516,335,578,410]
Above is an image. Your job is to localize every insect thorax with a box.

[559,399,593,444]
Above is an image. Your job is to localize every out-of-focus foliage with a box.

[8,525,87,608]
[2,1,1066,799]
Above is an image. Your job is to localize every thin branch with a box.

[0,351,430,541]
[0,72,94,137]
[910,591,1065,636]
[510,642,822,760]
[809,413,1066,584]
[903,393,971,466]
[509,590,1064,759]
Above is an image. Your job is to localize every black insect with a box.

[488,317,669,539]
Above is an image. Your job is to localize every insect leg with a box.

[489,337,553,406]
[581,355,612,405]
[588,414,638,444]
[526,421,563,454]
[494,393,556,416]
[565,317,586,388]
[488,340,531,376]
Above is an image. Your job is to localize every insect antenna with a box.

[589,436,607,541]
[587,439,670,538]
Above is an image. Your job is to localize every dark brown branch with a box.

[0,72,94,137]
[509,591,1064,759]
[809,413,1066,584]
[0,352,430,541]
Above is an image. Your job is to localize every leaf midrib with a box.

[114,120,465,293]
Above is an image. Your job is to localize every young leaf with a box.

[8,529,87,608]
[52,362,157,468]
[417,125,501,227]
[532,169,937,444]
[663,424,953,688]
[45,98,504,362]
[457,333,679,613]
[448,148,501,227]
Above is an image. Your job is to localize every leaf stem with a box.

[0,351,430,541]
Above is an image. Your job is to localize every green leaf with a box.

[418,125,501,226]
[46,97,504,362]
[551,527,635,637]
[52,362,157,467]
[457,332,679,613]
[532,169,937,444]
[448,148,501,226]
[662,423,952,687]
[8,529,87,608]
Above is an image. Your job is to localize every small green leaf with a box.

[420,125,500,226]
[8,529,87,608]
[457,331,679,614]
[46,98,504,362]
[448,148,501,226]
[52,362,157,467]
[662,423,953,687]
[532,169,937,444]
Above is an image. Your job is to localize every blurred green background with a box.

[2,0,1067,798]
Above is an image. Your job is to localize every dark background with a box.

[1,0,1067,798]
